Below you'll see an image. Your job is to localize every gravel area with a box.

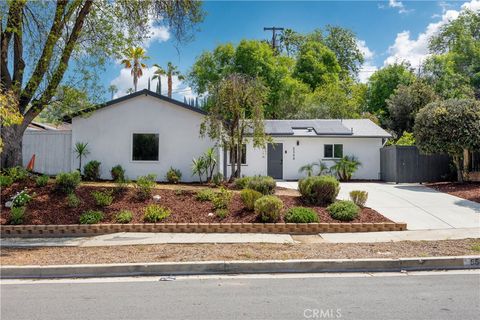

[427,182,480,203]
[1,239,478,266]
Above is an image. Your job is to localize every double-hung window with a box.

[132,133,159,161]
[324,144,343,159]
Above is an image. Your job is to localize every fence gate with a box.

[380,146,452,183]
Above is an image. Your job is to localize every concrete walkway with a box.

[278,181,480,230]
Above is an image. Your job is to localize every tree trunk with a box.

[453,154,464,183]
[168,75,172,98]
[1,125,24,168]
[236,143,242,178]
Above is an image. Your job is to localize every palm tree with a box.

[331,156,362,181]
[191,157,207,184]
[126,88,134,94]
[299,163,316,177]
[153,62,184,98]
[316,160,329,176]
[152,64,165,95]
[108,85,118,100]
[121,47,149,92]
[73,142,90,173]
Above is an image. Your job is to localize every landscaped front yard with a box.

[427,182,480,203]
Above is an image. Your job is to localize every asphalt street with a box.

[1,271,479,320]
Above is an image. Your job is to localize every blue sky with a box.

[106,0,479,100]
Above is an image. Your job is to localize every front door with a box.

[267,143,283,179]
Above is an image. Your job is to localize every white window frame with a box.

[324,144,343,159]
[131,132,160,162]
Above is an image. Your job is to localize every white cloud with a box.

[357,40,378,83]
[388,0,411,14]
[144,24,170,47]
[382,0,480,69]
[110,66,194,101]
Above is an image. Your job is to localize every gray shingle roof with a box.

[263,119,391,138]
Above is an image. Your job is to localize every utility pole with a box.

[264,26,284,52]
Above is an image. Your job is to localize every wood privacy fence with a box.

[380,146,453,183]
[22,131,72,175]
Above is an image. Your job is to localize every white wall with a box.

[22,131,72,175]
[225,136,383,180]
[72,95,215,182]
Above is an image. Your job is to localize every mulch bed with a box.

[427,182,480,203]
[1,181,391,225]
[1,239,478,266]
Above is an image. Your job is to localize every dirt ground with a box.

[427,182,480,203]
[1,239,478,265]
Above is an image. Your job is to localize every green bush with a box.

[0,175,13,187]
[11,188,33,207]
[91,190,114,207]
[144,204,171,222]
[331,156,361,181]
[246,176,276,195]
[79,210,104,224]
[234,176,251,189]
[212,187,232,210]
[35,175,49,187]
[240,189,262,211]
[212,172,224,186]
[55,171,81,194]
[135,174,156,200]
[254,195,283,223]
[10,206,26,225]
[5,166,29,182]
[116,210,133,223]
[114,178,130,194]
[327,200,359,221]
[195,188,215,202]
[166,167,182,184]
[215,208,228,219]
[284,207,319,223]
[110,165,125,181]
[298,175,339,205]
[83,160,101,181]
[349,190,368,207]
[67,193,81,208]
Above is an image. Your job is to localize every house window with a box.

[229,144,247,165]
[324,144,343,159]
[132,133,159,161]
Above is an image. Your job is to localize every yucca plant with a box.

[192,156,207,184]
[203,148,217,182]
[73,142,90,172]
[330,156,361,181]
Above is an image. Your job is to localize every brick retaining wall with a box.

[1,222,407,238]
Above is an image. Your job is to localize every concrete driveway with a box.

[277,181,480,230]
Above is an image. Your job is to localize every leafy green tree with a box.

[386,80,438,136]
[0,89,22,152]
[414,99,480,182]
[394,132,415,146]
[121,47,149,92]
[366,63,415,119]
[293,41,341,90]
[200,73,269,180]
[0,0,204,168]
[279,28,304,57]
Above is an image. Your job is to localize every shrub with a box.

[135,174,156,200]
[284,207,319,223]
[79,210,104,224]
[174,189,186,196]
[0,175,13,187]
[246,176,276,195]
[36,175,49,187]
[195,188,215,202]
[91,190,114,207]
[212,187,233,210]
[144,204,171,222]
[349,190,368,207]
[116,210,133,223]
[327,200,359,221]
[330,156,361,181]
[166,167,182,184]
[234,176,251,189]
[298,176,339,205]
[114,178,130,194]
[212,172,224,186]
[240,189,262,211]
[55,171,81,194]
[11,188,34,207]
[10,206,26,225]
[5,166,29,182]
[67,193,81,208]
[216,209,228,219]
[83,160,101,181]
[110,165,125,181]
[254,195,283,223]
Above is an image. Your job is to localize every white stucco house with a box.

[25,89,391,181]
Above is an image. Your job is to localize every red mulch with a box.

[1,181,392,225]
[426,182,480,203]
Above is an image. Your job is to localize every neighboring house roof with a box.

[66,89,206,122]
[263,119,391,138]
[27,121,72,131]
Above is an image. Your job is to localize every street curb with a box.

[1,256,479,279]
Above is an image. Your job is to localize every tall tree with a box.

[279,28,304,57]
[108,84,118,100]
[152,64,165,95]
[164,62,184,98]
[121,47,149,92]
[200,73,269,180]
[0,0,204,168]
